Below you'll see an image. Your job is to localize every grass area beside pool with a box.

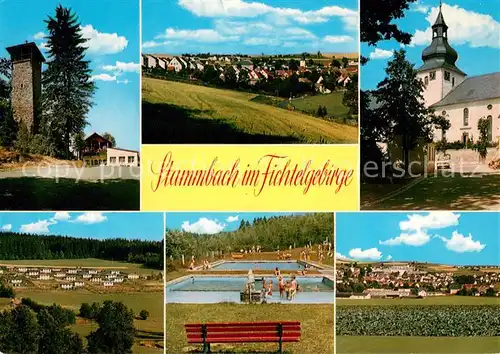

[142,78,357,144]
[337,336,500,354]
[6,290,164,353]
[361,174,500,210]
[165,303,333,354]
[0,177,139,210]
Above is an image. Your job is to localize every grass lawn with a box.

[142,78,357,144]
[0,258,159,275]
[290,92,349,118]
[337,297,500,306]
[361,174,500,210]
[0,177,139,210]
[166,303,333,354]
[337,336,500,353]
[12,290,164,353]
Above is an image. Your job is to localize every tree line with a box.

[166,213,333,261]
[0,232,163,270]
[0,298,137,353]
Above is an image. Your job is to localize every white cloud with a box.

[284,27,316,40]
[411,0,429,14]
[386,255,393,261]
[117,79,130,84]
[349,247,382,260]
[182,218,226,234]
[410,4,500,48]
[80,24,128,54]
[178,1,357,31]
[226,215,239,222]
[1,224,12,231]
[37,42,49,51]
[439,231,486,253]
[283,41,299,48]
[33,32,46,40]
[156,28,239,42]
[324,35,354,44]
[336,252,349,260]
[102,61,140,73]
[380,229,431,247]
[380,212,460,247]
[369,48,393,60]
[91,73,117,82]
[53,212,71,221]
[20,220,55,234]
[244,37,279,46]
[400,212,460,231]
[73,212,107,224]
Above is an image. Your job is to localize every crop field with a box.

[336,305,500,336]
[7,290,164,353]
[0,258,158,275]
[166,303,334,354]
[337,336,500,353]
[142,78,358,144]
[337,296,500,306]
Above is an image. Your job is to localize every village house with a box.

[107,147,140,167]
[17,268,27,273]
[114,278,124,283]
[41,269,52,273]
[65,276,77,281]
[128,274,140,280]
[61,284,73,290]
[157,57,167,69]
[38,275,51,280]
[74,282,85,287]
[103,281,114,287]
[10,279,22,286]
[82,274,92,279]
[90,277,102,283]
[54,273,66,278]
[144,54,157,68]
[89,270,99,274]
[169,57,187,72]
[27,271,39,276]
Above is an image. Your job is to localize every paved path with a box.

[0,166,140,180]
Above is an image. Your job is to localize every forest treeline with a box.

[0,233,163,270]
[166,213,333,259]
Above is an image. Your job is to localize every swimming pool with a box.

[166,275,334,304]
[210,261,312,271]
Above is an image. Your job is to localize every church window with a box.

[442,111,447,116]
[452,77,455,87]
[463,108,469,126]
[430,71,436,80]
[433,30,437,38]
[424,76,429,86]
[487,115,492,142]
[444,71,450,81]
[487,104,492,110]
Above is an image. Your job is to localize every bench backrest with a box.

[185,321,301,343]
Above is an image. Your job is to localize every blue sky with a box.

[362,0,500,90]
[0,0,140,150]
[0,212,163,241]
[166,212,300,234]
[142,0,358,54]
[336,212,499,266]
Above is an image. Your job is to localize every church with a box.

[417,5,499,145]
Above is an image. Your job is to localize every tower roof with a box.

[6,42,45,63]
[418,5,464,75]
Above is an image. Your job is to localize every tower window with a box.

[430,71,436,80]
[463,108,469,126]
[444,71,450,81]
[424,76,429,86]
[442,111,447,116]
[452,77,455,87]
[487,104,492,110]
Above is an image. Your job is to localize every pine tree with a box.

[374,49,433,174]
[41,5,96,158]
[0,58,16,146]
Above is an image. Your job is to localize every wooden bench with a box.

[185,321,301,353]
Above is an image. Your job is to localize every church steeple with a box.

[419,3,464,75]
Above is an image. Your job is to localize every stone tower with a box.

[417,5,466,107]
[6,42,45,133]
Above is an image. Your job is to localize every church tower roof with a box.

[418,3,466,76]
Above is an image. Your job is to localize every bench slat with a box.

[185,321,299,327]
[187,336,301,344]
[187,332,301,339]
[185,325,301,333]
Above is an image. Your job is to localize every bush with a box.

[0,283,15,298]
[79,302,101,319]
[139,309,149,320]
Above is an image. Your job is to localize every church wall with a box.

[434,98,500,144]
[418,70,443,107]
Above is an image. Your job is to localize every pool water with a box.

[211,261,309,271]
[166,276,334,304]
